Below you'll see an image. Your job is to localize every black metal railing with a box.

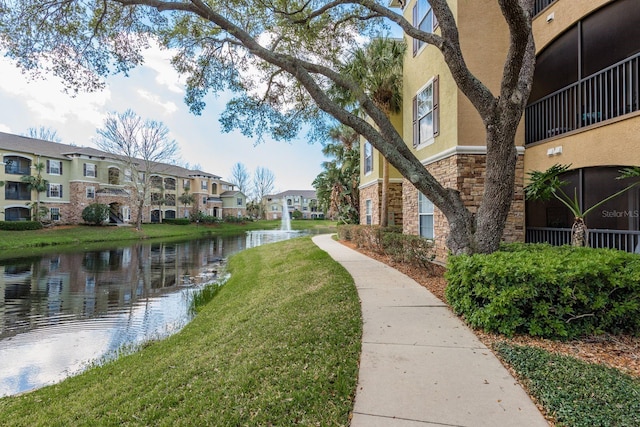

[526,53,640,144]
[533,0,557,16]
[526,227,640,253]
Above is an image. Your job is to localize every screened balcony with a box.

[525,0,640,144]
[526,53,640,144]
[533,0,556,16]
[5,182,31,201]
[4,156,32,175]
[526,166,640,253]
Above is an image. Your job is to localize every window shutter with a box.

[46,184,50,197]
[412,96,419,147]
[433,75,440,137]
[412,3,418,56]
[60,185,63,198]
[46,160,50,173]
[60,163,63,175]
[83,163,86,176]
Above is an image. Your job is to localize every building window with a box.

[412,0,437,55]
[364,142,373,174]
[413,76,439,147]
[418,192,435,239]
[83,163,96,178]
[365,199,372,225]
[201,180,208,190]
[183,179,190,189]
[47,183,63,198]
[86,187,95,199]
[47,160,62,175]
[237,197,243,206]
[50,207,60,221]
[202,196,207,204]
[4,156,31,175]
[124,168,132,182]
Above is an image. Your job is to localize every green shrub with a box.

[163,218,190,225]
[383,233,436,270]
[0,221,43,231]
[190,211,222,224]
[292,209,303,220]
[445,244,640,338]
[82,203,109,225]
[336,224,438,274]
[336,224,356,241]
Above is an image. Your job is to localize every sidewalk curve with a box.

[312,234,549,427]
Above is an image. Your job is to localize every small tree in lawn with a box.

[525,164,640,247]
[21,162,48,222]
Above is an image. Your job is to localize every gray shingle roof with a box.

[0,131,221,179]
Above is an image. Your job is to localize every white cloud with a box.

[0,57,110,131]
[0,123,12,133]
[141,40,185,94]
[137,89,178,115]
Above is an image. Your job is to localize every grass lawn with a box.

[0,219,335,253]
[0,236,361,426]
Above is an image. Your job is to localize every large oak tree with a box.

[0,0,535,254]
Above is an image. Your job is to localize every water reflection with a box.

[0,230,311,397]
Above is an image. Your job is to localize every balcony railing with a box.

[533,0,556,16]
[5,190,31,200]
[526,53,640,144]
[526,227,640,253]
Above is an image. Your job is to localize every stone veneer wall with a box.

[403,153,524,262]
[359,181,404,226]
[63,181,139,224]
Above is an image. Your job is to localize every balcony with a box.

[533,0,556,16]
[526,227,640,253]
[526,53,640,144]
[5,182,31,201]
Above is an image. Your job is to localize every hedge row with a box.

[0,221,43,231]
[163,218,191,225]
[445,244,640,339]
[337,224,439,275]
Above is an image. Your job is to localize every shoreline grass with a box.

[0,220,335,255]
[0,236,361,426]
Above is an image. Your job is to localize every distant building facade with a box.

[0,132,246,224]
[263,190,323,220]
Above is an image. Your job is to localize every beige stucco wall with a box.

[532,0,615,53]
[524,113,640,175]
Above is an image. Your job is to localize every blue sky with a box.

[0,43,326,194]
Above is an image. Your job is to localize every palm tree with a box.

[21,162,48,222]
[314,125,360,223]
[525,164,640,247]
[178,188,196,219]
[336,37,405,226]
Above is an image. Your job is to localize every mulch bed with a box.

[340,240,640,379]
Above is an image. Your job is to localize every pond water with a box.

[0,229,312,397]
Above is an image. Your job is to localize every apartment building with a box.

[360,0,640,258]
[264,190,323,220]
[0,132,246,224]
[524,0,640,252]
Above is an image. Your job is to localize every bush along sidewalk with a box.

[445,243,640,339]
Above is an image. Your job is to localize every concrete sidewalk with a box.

[312,234,549,427]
